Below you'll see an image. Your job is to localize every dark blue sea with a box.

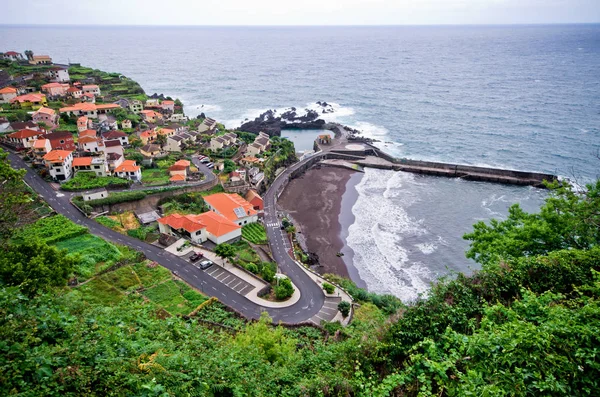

[2,25,598,299]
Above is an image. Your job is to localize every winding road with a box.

[9,151,329,323]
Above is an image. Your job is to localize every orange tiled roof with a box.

[82,84,99,89]
[67,87,81,93]
[157,128,174,135]
[33,138,49,149]
[72,157,93,167]
[196,211,241,237]
[0,86,17,94]
[169,174,186,182]
[7,129,42,139]
[114,160,140,173]
[59,103,119,113]
[77,135,99,144]
[79,129,96,138]
[162,100,174,105]
[34,106,55,116]
[203,193,257,222]
[140,129,157,138]
[173,159,190,167]
[158,213,206,233]
[10,93,46,103]
[43,150,72,163]
[41,82,65,89]
[245,189,262,203]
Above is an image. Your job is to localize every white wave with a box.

[415,242,437,255]
[346,168,433,302]
[223,108,272,129]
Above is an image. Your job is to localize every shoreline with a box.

[277,167,357,279]
[339,171,367,289]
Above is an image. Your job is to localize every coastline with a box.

[339,171,367,289]
[277,167,356,278]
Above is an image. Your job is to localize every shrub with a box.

[13,215,88,244]
[338,301,351,317]
[274,278,294,300]
[262,266,275,283]
[245,263,259,274]
[322,282,335,294]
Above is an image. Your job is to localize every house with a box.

[47,67,70,83]
[32,107,59,129]
[130,100,143,113]
[140,143,161,158]
[43,150,73,181]
[210,136,227,151]
[318,134,332,144]
[77,116,91,132]
[113,98,130,109]
[78,129,97,138]
[121,119,132,129]
[145,98,160,107]
[167,113,187,123]
[0,86,17,103]
[2,51,23,61]
[32,138,52,163]
[41,82,69,97]
[223,132,238,144]
[140,110,162,123]
[165,134,185,152]
[114,160,142,182]
[246,142,263,156]
[67,86,83,99]
[82,84,101,96]
[102,130,129,146]
[59,102,120,118]
[157,127,176,138]
[72,156,108,177]
[104,140,124,157]
[83,189,108,201]
[78,135,104,153]
[106,152,124,173]
[97,115,117,132]
[168,159,190,180]
[158,212,241,245]
[81,92,96,103]
[43,131,76,151]
[29,55,52,65]
[166,123,186,133]
[5,129,43,148]
[245,189,264,211]
[10,93,48,110]
[240,156,262,168]
[5,121,39,133]
[203,193,258,226]
[161,100,175,112]
[198,117,217,133]
[254,136,271,151]
[139,129,157,145]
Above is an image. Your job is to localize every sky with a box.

[1,0,599,25]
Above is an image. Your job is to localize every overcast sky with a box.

[1,0,599,25]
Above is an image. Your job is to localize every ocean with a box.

[2,25,599,299]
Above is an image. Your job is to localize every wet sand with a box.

[278,166,357,278]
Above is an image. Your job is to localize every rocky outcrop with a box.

[236,103,335,136]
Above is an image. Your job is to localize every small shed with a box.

[135,210,161,225]
[318,134,332,144]
[82,189,108,202]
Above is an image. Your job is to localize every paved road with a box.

[8,152,327,323]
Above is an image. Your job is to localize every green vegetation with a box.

[54,234,123,279]
[83,190,147,206]
[338,301,351,317]
[242,223,268,244]
[263,136,297,184]
[95,215,121,229]
[158,192,208,215]
[322,282,335,294]
[61,172,131,191]
[12,214,87,244]
[126,225,159,242]
[141,168,170,186]
[274,277,295,300]
[215,242,236,264]
[2,140,600,395]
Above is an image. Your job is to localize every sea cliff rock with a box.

[236,103,333,136]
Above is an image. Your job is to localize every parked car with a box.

[190,252,204,262]
[200,158,210,163]
[207,163,214,169]
[199,260,213,270]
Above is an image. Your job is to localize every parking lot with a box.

[204,265,255,295]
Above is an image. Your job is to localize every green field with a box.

[61,172,131,191]
[141,169,171,186]
[144,280,207,315]
[13,214,87,244]
[54,234,123,279]
[242,223,268,244]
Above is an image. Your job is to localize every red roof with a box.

[67,87,81,93]
[77,135,99,144]
[10,93,46,103]
[43,150,72,163]
[102,130,127,139]
[115,160,140,173]
[158,213,206,233]
[72,157,93,167]
[33,139,49,149]
[196,211,241,237]
[5,51,20,56]
[33,107,56,116]
[0,86,17,94]
[169,174,186,182]
[203,193,257,222]
[79,129,96,138]
[7,129,42,139]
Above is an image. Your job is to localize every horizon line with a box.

[0,22,599,28]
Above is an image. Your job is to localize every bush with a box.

[274,278,294,300]
[61,173,131,191]
[261,266,275,283]
[322,282,335,294]
[244,263,259,274]
[13,215,88,244]
[338,301,351,317]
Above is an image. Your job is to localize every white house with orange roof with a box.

[59,102,120,118]
[139,129,157,145]
[43,150,73,181]
[168,159,190,181]
[114,160,142,182]
[203,192,258,227]
[78,135,104,153]
[161,100,175,112]
[72,156,108,177]
[82,84,101,96]
[41,82,69,97]
[67,86,83,99]
[158,212,241,245]
[77,116,91,132]
[32,138,52,163]
[0,86,18,103]
[5,129,43,148]
[140,110,163,123]
[32,107,59,129]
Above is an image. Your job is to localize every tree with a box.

[0,240,75,296]
[234,312,297,364]
[223,159,236,174]
[155,133,167,148]
[464,180,600,266]
[0,149,34,240]
[274,277,294,300]
[215,243,236,265]
[338,301,351,317]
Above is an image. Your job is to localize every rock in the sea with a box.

[237,108,328,136]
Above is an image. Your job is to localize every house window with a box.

[60,140,64,144]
